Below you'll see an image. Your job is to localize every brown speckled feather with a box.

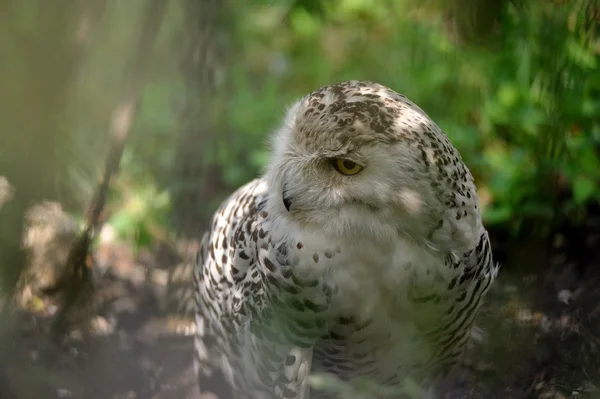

[194,81,498,399]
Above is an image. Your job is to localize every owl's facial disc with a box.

[281,158,366,213]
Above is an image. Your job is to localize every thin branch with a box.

[51,0,168,339]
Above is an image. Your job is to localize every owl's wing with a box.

[448,229,497,299]
[194,178,317,399]
[408,229,498,378]
[429,230,498,373]
[245,334,314,399]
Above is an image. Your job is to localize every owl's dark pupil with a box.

[343,160,356,169]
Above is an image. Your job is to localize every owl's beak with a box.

[282,185,292,212]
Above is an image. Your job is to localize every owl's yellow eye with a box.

[333,158,364,175]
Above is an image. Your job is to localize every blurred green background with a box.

[0,1,600,397]
[1,0,599,276]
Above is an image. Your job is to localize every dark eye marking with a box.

[342,159,357,170]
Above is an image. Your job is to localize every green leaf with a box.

[573,175,597,204]
[566,38,597,69]
[497,83,519,108]
[109,210,136,239]
[290,8,320,37]
[483,205,514,224]
[135,225,153,248]
[520,202,554,220]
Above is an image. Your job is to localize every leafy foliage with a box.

[214,0,599,235]
[76,0,600,247]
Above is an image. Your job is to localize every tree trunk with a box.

[169,1,234,397]
[171,0,232,237]
[0,0,87,296]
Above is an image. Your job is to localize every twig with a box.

[51,0,168,339]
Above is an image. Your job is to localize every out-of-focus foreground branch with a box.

[51,0,168,339]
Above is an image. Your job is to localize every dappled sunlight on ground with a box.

[3,212,600,398]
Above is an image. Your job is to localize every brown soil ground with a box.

[1,213,600,399]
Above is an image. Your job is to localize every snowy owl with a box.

[193,80,498,399]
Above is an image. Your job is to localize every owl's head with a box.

[264,81,481,252]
